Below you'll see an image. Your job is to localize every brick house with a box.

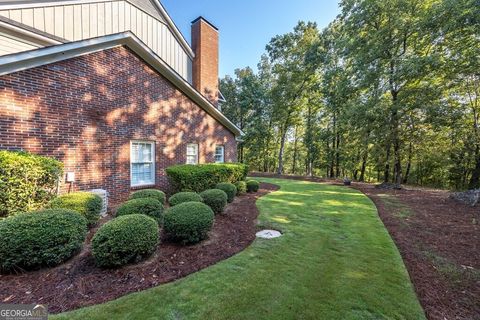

[0,0,243,205]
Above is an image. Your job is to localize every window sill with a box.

[131,184,156,190]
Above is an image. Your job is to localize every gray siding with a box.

[0,31,40,55]
[0,0,192,82]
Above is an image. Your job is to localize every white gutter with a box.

[0,20,63,46]
[0,32,243,137]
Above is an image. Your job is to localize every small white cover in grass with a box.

[256,230,282,239]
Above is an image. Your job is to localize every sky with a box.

[161,0,341,78]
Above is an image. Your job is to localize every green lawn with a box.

[55,178,425,320]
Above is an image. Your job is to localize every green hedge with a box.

[247,180,260,193]
[49,192,102,226]
[0,209,87,273]
[200,189,228,214]
[0,150,63,217]
[129,189,166,205]
[169,192,203,207]
[92,214,159,268]
[116,198,164,224]
[235,181,247,195]
[166,163,249,193]
[164,202,214,244]
[215,183,237,203]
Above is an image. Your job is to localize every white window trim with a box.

[130,140,156,187]
[186,143,199,165]
[215,145,225,163]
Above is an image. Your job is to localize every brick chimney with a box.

[191,16,219,106]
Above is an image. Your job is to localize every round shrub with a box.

[92,214,159,268]
[116,198,164,224]
[215,183,237,203]
[164,202,214,244]
[247,180,260,193]
[129,189,166,205]
[169,192,203,207]
[49,192,102,226]
[235,181,247,195]
[0,209,87,273]
[200,189,228,214]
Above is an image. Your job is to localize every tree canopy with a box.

[220,0,479,190]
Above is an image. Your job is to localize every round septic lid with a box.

[256,230,282,239]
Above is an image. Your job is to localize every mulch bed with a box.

[0,183,279,314]
[352,183,480,320]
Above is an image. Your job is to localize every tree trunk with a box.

[335,132,341,178]
[359,152,368,182]
[239,144,244,163]
[403,142,413,184]
[393,134,402,185]
[469,147,480,189]
[329,135,335,178]
[291,126,299,174]
[277,128,287,175]
[384,143,391,183]
[307,161,313,177]
[389,63,402,185]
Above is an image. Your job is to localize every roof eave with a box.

[150,0,195,59]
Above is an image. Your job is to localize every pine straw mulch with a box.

[351,183,479,320]
[0,183,279,314]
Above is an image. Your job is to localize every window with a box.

[186,144,199,164]
[215,145,225,163]
[130,141,155,187]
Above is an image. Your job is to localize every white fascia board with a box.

[0,32,243,137]
[150,0,195,59]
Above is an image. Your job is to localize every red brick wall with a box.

[191,18,219,106]
[0,46,238,206]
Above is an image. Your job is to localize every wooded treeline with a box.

[220,0,479,190]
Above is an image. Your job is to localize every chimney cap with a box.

[191,16,219,31]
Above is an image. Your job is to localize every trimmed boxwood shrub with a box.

[92,214,159,268]
[215,183,237,203]
[129,189,166,205]
[235,181,247,195]
[169,192,203,207]
[200,189,228,214]
[116,198,164,224]
[164,202,214,244]
[0,150,63,218]
[247,180,260,193]
[166,163,249,193]
[0,209,87,273]
[50,192,102,226]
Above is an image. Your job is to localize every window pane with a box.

[186,155,196,165]
[215,146,224,163]
[187,144,197,155]
[186,144,198,164]
[142,143,152,162]
[131,141,154,186]
[132,163,153,185]
[131,143,139,162]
